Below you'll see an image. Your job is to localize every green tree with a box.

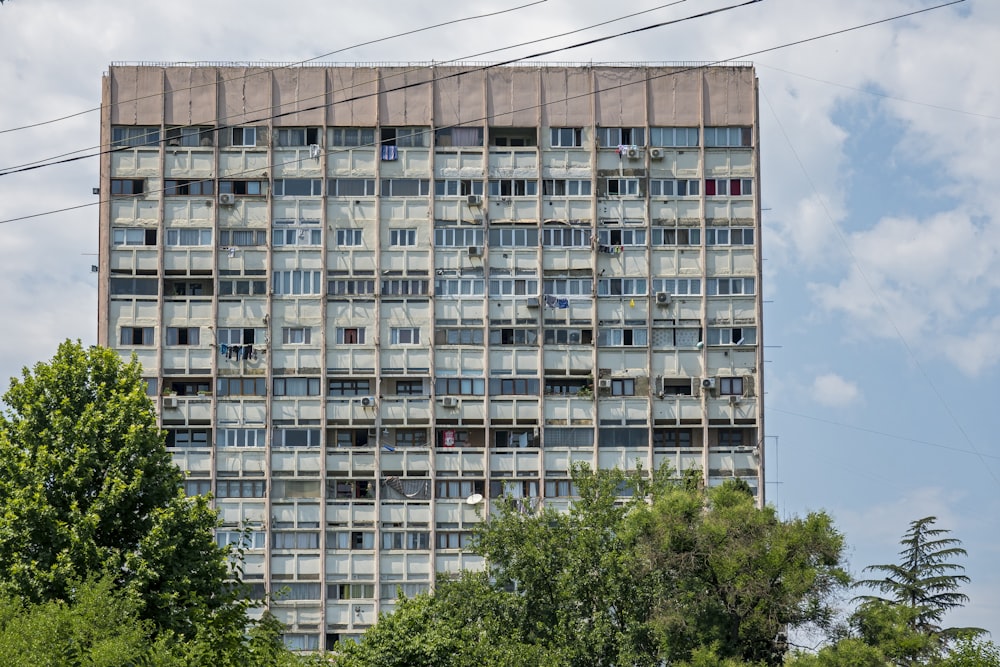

[853,516,985,660]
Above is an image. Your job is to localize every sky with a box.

[1,0,998,641]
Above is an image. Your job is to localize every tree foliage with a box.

[334,465,848,666]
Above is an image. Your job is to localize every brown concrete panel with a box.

[109,67,136,124]
[189,68,217,125]
[109,67,163,125]
[378,67,433,125]
[219,68,272,125]
[433,67,485,127]
[486,68,538,126]
[329,67,378,126]
[163,68,191,125]
[539,67,592,127]
[647,68,702,125]
[594,67,648,126]
[703,67,755,126]
[273,68,327,126]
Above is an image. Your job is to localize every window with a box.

[274,127,320,147]
[119,327,153,346]
[649,127,699,147]
[272,270,322,295]
[273,378,321,397]
[218,180,265,196]
[334,229,363,247]
[328,178,376,197]
[216,479,266,498]
[489,278,538,297]
[216,428,266,448]
[434,126,484,147]
[381,279,428,296]
[434,179,484,196]
[216,530,266,550]
[605,178,640,196]
[542,179,592,196]
[380,178,430,197]
[651,227,700,246]
[597,127,645,147]
[111,126,160,148]
[273,178,322,196]
[597,278,647,296]
[435,378,486,396]
[489,228,538,247]
[550,127,583,147]
[219,278,266,296]
[488,378,540,395]
[649,179,700,197]
[543,328,592,345]
[598,229,646,246]
[112,228,157,246]
[273,428,321,447]
[329,127,376,147]
[488,179,537,197]
[598,427,646,446]
[542,227,591,247]
[380,127,429,148]
[490,127,537,146]
[707,326,757,346]
[109,277,158,296]
[335,327,366,345]
[165,327,200,345]
[435,278,485,296]
[389,229,417,246]
[434,227,483,247]
[652,278,702,295]
[329,531,376,550]
[165,126,213,147]
[390,327,420,345]
[230,126,258,147]
[544,427,593,448]
[394,429,428,447]
[282,327,312,344]
[705,178,753,196]
[394,379,424,396]
[272,532,321,550]
[717,429,746,447]
[271,227,321,246]
[165,429,210,448]
[654,428,694,448]
[545,479,577,497]
[493,429,536,448]
[382,532,430,550]
[437,531,474,549]
[328,379,372,397]
[706,228,754,246]
[329,279,377,296]
[220,229,267,246]
[489,328,538,345]
[110,179,144,195]
[165,228,211,246]
[379,583,429,600]
[216,377,266,397]
[184,480,212,496]
[704,126,752,147]
[165,381,210,396]
[597,328,648,347]
[434,327,484,345]
[719,377,744,396]
[164,179,213,196]
[328,582,376,601]
[435,479,484,499]
[707,277,755,295]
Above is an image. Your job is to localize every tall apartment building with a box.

[98,63,763,650]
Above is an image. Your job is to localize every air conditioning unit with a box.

[729,395,741,405]
[467,194,483,206]
[468,246,483,257]
[360,396,376,407]
[655,291,671,306]
[649,147,664,160]
[701,377,717,390]
[526,297,540,308]
[626,147,639,159]
[218,193,236,206]
[441,396,459,408]
[597,378,612,389]
[162,396,178,409]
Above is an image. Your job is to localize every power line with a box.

[0,0,965,225]
[0,0,549,137]
[1,0,692,175]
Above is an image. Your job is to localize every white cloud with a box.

[812,373,861,407]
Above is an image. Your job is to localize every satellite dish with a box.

[466,493,484,505]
